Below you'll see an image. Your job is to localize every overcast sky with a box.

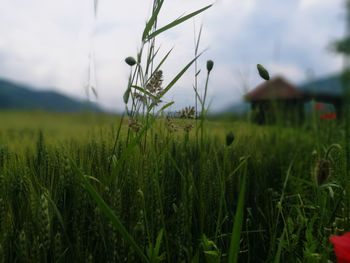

[0,0,346,112]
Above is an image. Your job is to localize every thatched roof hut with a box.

[245,76,305,124]
[245,76,304,101]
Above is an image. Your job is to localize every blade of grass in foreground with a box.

[148,52,203,113]
[71,159,150,263]
[228,159,247,263]
[145,4,212,41]
[142,0,164,42]
[151,47,173,79]
[157,52,203,98]
[273,228,286,263]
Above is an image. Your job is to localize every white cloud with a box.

[268,63,305,81]
[299,0,343,10]
[300,0,320,9]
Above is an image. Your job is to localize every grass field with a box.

[0,110,349,262]
[1,1,350,262]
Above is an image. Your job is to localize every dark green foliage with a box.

[226,131,235,146]
[333,37,350,55]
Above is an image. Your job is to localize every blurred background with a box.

[0,0,346,114]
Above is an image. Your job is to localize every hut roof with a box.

[245,76,304,102]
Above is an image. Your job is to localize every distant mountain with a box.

[0,79,101,112]
[221,100,250,115]
[299,74,343,97]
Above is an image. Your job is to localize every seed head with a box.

[183,123,194,132]
[146,70,163,95]
[39,193,50,250]
[315,159,331,185]
[128,118,142,132]
[133,92,147,105]
[125,56,136,66]
[166,116,178,133]
[178,106,196,119]
[207,60,214,72]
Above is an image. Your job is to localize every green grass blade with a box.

[159,101,174,113]
[148,52,202,112]
[123,75,134,104]
[71,160,150,263]
[145,46,161,77]
[154,228,164,257]
[192,84,203,105]
[132,85,158,101]
[273,228,286,263]
[151,48,173,77]
[159,52,202,99]
[113,116,157,170]
[142,0,164,42]
[145,4,212,41]
[123,86,131,104]
[195,25,203,55]
[228,161,247,263]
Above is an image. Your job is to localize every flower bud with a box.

[257,64,270,80]
[206,60,214,72]
[125,56,136,66]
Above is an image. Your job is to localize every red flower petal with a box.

[330,232,350,263]
[320,112,337,120]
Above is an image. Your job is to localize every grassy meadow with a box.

[1,0,350,262]
[0,110,349,262]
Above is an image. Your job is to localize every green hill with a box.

[0,79,101,112]
[299,74,343,97]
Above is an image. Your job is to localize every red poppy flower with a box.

[330,232,350,263]
[320,113,337,120]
